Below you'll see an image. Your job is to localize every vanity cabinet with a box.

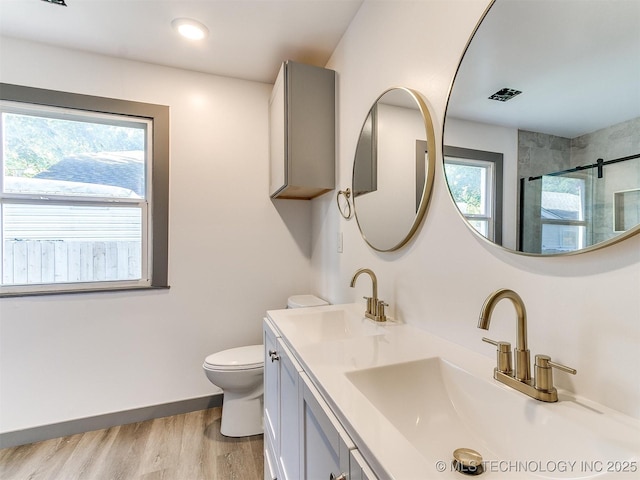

[263,319,303,480]
[350,450,379,480]
[300,372,354,479]
[263,319,279,448]
[263,318,380,480]
[269,60,335,199]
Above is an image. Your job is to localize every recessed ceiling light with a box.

[171,18,209,41]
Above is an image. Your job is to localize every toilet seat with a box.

[203,344,263,371]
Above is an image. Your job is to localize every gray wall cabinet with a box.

[269,61,336,199]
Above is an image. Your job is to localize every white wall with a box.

[0,37,313,433]
[312,0,640,418]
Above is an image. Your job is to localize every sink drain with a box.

[452,448,484,476]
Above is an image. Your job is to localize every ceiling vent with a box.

[488,88,522,102]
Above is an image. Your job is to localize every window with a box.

[1,83,169,296]
[444,146,503,244]
[520,174,588,254]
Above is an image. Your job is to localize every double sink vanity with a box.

[262,0,640,478]
[263,299,640,480]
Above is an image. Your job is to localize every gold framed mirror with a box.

[352,87,436,252]
[443,0,640,255]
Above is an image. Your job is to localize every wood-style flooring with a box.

[0,407,264,480]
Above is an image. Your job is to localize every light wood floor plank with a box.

[136,412,185,477]
[0,407,264,480]
[63,426,121,480]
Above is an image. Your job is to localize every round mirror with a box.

[443,0,640,255]
[352,87,436,251]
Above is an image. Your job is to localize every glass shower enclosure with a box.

[519,154,640,254]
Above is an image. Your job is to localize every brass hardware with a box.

[452,447,484,475]
[478,288,530,382]
[533,354,577,401]
[376,299,388,322]
[482,337,512,375]
[478,288,577,402]
[350,268,388,322]
[336,188,352,219]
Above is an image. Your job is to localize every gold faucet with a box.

[478,288,576,402]
[478,288,530,382]
[350,268,387,322]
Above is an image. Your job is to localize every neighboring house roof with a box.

[541,191,582,220]
[34,151,145,196]
[4,177,138,198]
[4,151,144,242]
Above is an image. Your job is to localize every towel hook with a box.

[336,188,352,219]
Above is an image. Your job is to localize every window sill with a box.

[0,285,170,298]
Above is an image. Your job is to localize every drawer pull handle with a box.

[330,473,347,480]
[269,350,280,362]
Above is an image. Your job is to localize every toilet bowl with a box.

[203,294,328,437]
[203,345,264,437]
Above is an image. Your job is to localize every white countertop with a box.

[267,303,640,480]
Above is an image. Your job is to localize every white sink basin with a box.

[268,304,397,346]
[346,357,640,479]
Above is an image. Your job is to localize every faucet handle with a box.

[482,337,512,375]
[548,359,577,375]
[375,300,388,322]
[363,296,375,315]
[534,355,576,393]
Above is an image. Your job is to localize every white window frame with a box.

[0,83,169,296]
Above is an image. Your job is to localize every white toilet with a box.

[286,294,329,309]
[203,294,328,437]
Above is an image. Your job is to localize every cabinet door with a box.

[350,450,380,480]
[300,373,354,480]
[277,339,303,480]
[269,60,336,199]
[264,433,279,480]
[268,63,286,197]
[263,318,280,448]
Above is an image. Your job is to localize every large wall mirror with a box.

[443,0,640,255]
[353,87,436,251]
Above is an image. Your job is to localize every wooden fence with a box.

[3,240,141,285]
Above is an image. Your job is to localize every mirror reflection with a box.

[353,88,435,252]
[444,0,640,255]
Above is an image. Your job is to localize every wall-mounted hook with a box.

[336,188,352,219]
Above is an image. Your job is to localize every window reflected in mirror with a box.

[444,146,503,244]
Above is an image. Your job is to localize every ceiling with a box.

[2,0,638,138]
[0,0,363,84]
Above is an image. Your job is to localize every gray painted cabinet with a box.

[263,318,380,480]
[269,61,335,199]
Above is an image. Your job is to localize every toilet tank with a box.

[287,294,329,309]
